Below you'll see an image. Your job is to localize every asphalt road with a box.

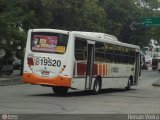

[0,70,160,119]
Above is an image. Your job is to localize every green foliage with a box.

[47,0,106,32]
[0,0,160,59]
[140,0,160,10]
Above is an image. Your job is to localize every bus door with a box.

[134,52,140,85]
[85,41,95,90]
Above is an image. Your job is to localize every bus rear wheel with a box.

[52,86,68,95]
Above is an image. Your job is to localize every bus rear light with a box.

[27,57,34,66]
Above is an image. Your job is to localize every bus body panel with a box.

[23,29,74,87]
[71,62,135,90]
[71,33,138,90]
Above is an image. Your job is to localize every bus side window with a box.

[129,48,135,64]
[122,47,129,64]
[114,46,122,63]
[105,44,113,63]
[95,42,105,62]
[75,38,87,60]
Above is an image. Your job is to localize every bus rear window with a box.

[31,32,68,54]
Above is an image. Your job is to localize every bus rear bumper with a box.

[23,73,71,87]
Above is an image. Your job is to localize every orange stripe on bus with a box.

[99,64,103,76]
[103,64,106,76]
[23,73,71,87]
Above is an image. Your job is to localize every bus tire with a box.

[125,79,131,90]
[92,78,101,95]
[52,86,68,95]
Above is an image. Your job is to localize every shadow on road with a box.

[28,88,136,97]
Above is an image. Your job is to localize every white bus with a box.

[23,29,141,94]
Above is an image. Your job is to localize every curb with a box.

[152,79,160,87]
[0,76,24,86]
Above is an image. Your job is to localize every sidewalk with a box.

[152,79,160,86]
[0,75,23,86]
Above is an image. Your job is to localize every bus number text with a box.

[36,58,61,67]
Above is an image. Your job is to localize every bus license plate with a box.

[41,71,49,77]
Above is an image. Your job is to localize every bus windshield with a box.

[31,32,69,54]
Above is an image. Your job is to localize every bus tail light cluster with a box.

[27,57,34,66]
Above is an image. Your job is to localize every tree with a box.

[136,0,160,45]
[99,0,160,47]
[0,0,160,72]
[47,0,106,32]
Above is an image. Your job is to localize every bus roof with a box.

[29,29,140,51]
[72,31,118,41]
[72,31,140,51]
[29,29,69,35]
